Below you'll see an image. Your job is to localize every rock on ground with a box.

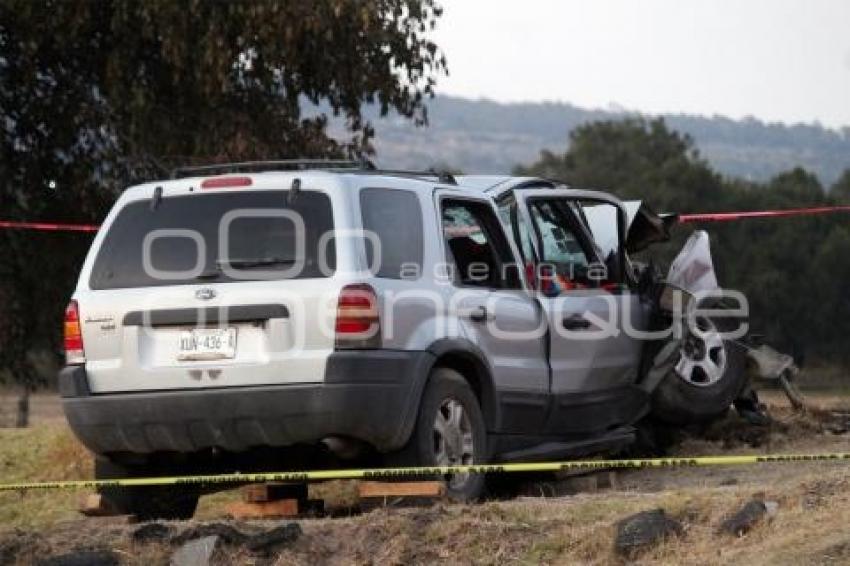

[614,508,683,557]
[131,522,173,544]
[718,499,778,536]
[170,535,220,566]
[244,523,302,556]
[37,550,120,566]
[128,520,304,561]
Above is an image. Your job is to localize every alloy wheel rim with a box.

[675,317,728,387]
[433,398,475,489]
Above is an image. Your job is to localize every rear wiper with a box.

[149,186,163,211]
[215,257,296,269]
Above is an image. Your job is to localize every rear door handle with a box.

[562,315,592,330]
[466,306,494,323]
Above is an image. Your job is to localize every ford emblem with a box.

[195,288,216,301]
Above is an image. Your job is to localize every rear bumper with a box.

[59,350,434,456]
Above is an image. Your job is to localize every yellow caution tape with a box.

[1,452,848,492]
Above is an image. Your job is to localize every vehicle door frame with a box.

[510,187,649,436]
[516,188,629,285]
[432,187,550,434]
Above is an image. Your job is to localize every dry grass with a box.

[4,473,850,565]
[193,470,850,565]
[794,364,850,391]
[0,391,848,564]
[0,423,92,527]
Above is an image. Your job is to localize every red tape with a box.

[0,220,99,233]
[2,205,849,232]
[679,205,850,223]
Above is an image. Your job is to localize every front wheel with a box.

[388,367,488,501]
[651,314,748,424]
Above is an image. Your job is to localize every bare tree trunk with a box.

[15,387,29,428]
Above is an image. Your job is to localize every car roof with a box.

[119,166,568,202]
[136,160,572,196]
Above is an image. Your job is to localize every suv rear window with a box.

[360,188,423,279]
[89,190,335,290]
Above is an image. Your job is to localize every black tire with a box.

[651,311,748,425]
[95,459,199,521]
[387,367,488,502]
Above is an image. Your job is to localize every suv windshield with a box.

[89,190,335,289]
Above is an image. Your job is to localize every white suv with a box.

[60,161,746,518]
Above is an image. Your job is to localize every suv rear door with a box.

[436,191,549,433]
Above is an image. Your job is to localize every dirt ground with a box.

[0,390,848,565]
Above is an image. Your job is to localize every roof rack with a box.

[170,159,371,179]
[169,159,458,186]
[370,168,457,185]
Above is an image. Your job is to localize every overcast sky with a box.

[431,0,850,129]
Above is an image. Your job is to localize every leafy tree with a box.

[808,225,850,361]
[831,169,850,203]
[514,118,729,213]
[0,0,446,388]
[761,167,826,206]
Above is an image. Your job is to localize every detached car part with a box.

[745,343,806,410]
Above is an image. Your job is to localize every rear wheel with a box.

[95,459,200,521]
[388,367,487,501]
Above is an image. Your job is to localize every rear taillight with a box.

[335,284,381,349]
[64,300,86,365]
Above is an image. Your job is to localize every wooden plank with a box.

[241,482,308,503]
[225,498,300,519]
[79,493,118,517]
[78,493,138,523]
[358,481,446,499]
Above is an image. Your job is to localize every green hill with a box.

[355,96,850,185]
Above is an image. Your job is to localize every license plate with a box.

[177,328,237,361]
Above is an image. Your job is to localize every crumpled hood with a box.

[582,200,677,254]
[666,230,719,294]
[622,201,678,253]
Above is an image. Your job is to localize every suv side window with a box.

[360,188,423,279]
[497,197,535,266]
[525,198,624,294]
[531,202,590,269]
[442,199,521,290]
[529,200,593,281]
[572,199,626,286]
